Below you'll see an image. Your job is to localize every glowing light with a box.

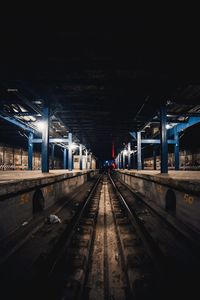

[123,150,128,155]
[70,143,78,150]
[35,121,46,132]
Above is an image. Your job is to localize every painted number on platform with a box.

[183,193,194,205]
[20,194,29,205]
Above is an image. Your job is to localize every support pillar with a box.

[160,106,168,174]
[51,144,55,169]
[174,127,180,170]
[85,149,88,170]
[90,154,92,169]
[79,144,83,170]
[42,106,49,173]
[153,146,157,170]
[119,154,121,169]
[68,132,73,171]
[137,131,142,170]
[128,142,131,170]
[28,132,33,170]
[123,151,125,169]
[117,155,120,169]
[63,148,67,169]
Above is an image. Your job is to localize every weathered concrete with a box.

[115,170,200,234]
[0,170,98,240]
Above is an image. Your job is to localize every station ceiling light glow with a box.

[35,121,46,132]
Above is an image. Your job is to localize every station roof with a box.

[0,13,200,159]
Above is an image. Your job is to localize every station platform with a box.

[0,169,98,240]
[115,169,200,234]
[0,170,90,183]
[116,170,200,193]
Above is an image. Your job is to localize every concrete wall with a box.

[0,170,98,240]
[115,170,200,234]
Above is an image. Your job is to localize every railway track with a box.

[111,173,200,299]
[1,173,199,299]
[34,175,164,299]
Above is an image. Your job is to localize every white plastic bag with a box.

[48,214,61,224]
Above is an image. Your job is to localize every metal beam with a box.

[32,138,69,143]
[51,144,55,169]
[28,132,33,170]
[68,132,73,171]
[41,105,49,173]
[128,142,131,170]
[153,146,157,170]
[141,139,176,144]
[167,116,200,138]
[160,106,168,174]
[0,114,36,133]
[137,131,142,170]
[63,148,67,169]
[174,127,179,170]
[86,149,88,170]
[122,151,125,169]
[79,144,83,170]
[129,131,137,140]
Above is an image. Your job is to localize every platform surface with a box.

[117,170,200,193]
[0,170,89,184]
[122,170,200,181]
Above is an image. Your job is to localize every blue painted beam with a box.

[117,155,120,169]
[28,132,33,170]
[85,149,88,170]
[137,131,142,170]
[122,151,125,169]
[141,139,176,144]
[167,116,200,138]
[160,106,168,174]
[90,153,92,169]
[153,146,157,170]
[68,132,73,171]
[174,127,179,170]
[129,131,137,140]
[0,114,36,133]
[41,106,49,173]
[128,142,131,170]
[32,138,69,143]
[79,144,83,170]
[63,148,67,169]
[51,144,55,169]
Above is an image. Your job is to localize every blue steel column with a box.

[128,143,131,170]
[117,155,120,169]
[123,151,125,169]
[137,131,142,170]
[160,106,168,173]
[79,144,83,170]
[174,127,179,170]
[51,144,55,169]
[28,132,33,170]
[85,149,88,170]
[42,106,49,173]
[63,148,67,169]
[153,146,157,170]
[68,132,73,171]
[119,153,121,169]
[90,154,92,169]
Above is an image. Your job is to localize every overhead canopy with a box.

[0,13,200,159]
